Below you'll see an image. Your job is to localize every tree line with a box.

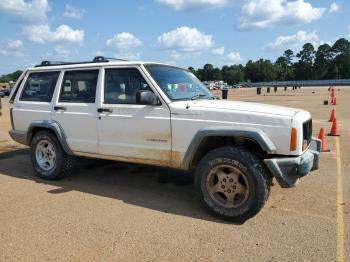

[0,70,23,83]
[1,37,349,85]
[189,37,350,84]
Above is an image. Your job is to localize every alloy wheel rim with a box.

[206,164,249,208]
[35,140,56,171]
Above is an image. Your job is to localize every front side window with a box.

[20,71,60,102]
[145,64,212,101]
[59,70,99,103]
[104,68,151,104]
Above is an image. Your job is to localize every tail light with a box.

[290,127,297,151]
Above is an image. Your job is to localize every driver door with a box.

[97,67,171,166]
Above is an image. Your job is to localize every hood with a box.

[171,99,301,118]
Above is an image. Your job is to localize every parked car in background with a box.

[0,91,5,98]
[1,89,11,96]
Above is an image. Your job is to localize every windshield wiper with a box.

[191,93,213,100]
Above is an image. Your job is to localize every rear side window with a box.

[59,70,99,103]
[9,74,25,103]
[20,71,60,102]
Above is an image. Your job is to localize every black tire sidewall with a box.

[30,131,64,179]
[195,147,268,222]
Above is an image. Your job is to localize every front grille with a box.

[303,118,312,146]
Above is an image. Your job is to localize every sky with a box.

[0,0,349,74]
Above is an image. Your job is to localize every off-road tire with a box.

[30,130,75,180]
[195,146,270,222]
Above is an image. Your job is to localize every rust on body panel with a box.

[171,151,183,169]
[75,150,172,168]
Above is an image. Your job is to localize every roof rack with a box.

[35,56,128,67]
[92,56,128,62]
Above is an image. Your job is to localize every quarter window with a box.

[59,70,99,103]
[20,71,60,102]
[104,68,151,104]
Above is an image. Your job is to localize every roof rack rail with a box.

[35,56,128,67]
[93,56,128,62]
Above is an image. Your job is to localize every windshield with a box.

[145,64,212,101]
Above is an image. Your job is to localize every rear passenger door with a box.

[12,71,60,132]
[51,69,100,154]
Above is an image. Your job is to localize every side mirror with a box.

[136,90,161,106]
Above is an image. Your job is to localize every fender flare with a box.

[182,126,276,169]
[27,120,73,155]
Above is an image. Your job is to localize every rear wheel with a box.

[30,130,75,180]
[195,146,270,222]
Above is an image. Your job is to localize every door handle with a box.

[54,106,66,111]
[97,108,112,113]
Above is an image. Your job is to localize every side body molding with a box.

[181,126,276,169]
[27,120,73,155]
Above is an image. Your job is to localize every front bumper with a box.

[264,138,321,188]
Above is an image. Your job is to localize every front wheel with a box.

[195,146,270,222]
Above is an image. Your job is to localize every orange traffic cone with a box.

[318,128,330,152]
[332,97,337,105]
[331,87,335,98]
[328,118,340,136]
[330,95,335,104]
[329,109,336,122]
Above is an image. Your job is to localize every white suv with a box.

[9,56,321,222]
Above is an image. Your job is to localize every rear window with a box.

[59,70,99,103]
[20,71,60,102]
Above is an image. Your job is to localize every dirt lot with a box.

[0,87,349,261]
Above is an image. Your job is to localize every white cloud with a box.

[0,39,24,56]
[157,27,213,52]
[169,50,200,60]
[53,45,71,57]
[92,50,104,56]
[114,52,141,60]
[329,2,339,13]
[0,0,48,23]
[237,0,326,30]
[266,30,319,49]
[23,24,84,44]
[63,4,86,19]
[1,1,85,49]
[106,32,142,49]
[156,0,235,11]
[7,40,23,50]
[225,52,243,63]
[212,46,225,55]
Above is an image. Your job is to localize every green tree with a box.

[0,70,23,83]
[331,38,350,78]
[283,49,294,65]
[245,59,275,82]
[275,56,288,80]
[222,65,244,85]
[314,44,332,79]
[188,66,195,74]
[294,43,315,80]
[187,37,350,82]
